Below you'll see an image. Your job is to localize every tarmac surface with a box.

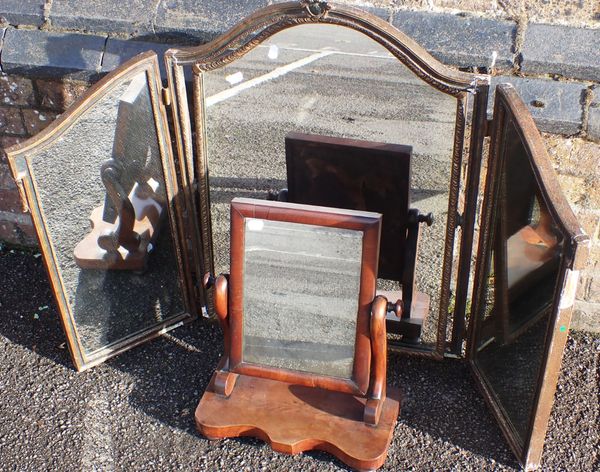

[1,246,599,471]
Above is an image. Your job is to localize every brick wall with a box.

[544,135,600,330]
[0,75,90,246]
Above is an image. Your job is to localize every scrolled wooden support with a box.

[364,295,388,426]
[97,159,140,252]
[204,272,238,397]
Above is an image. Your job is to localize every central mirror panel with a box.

[199,23,466,353]
[243,217,362,378]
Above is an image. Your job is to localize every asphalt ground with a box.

[1,246,599,470]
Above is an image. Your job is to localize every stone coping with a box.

[0,2,598,139]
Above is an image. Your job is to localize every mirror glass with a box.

[242,218,362,378]
[26,68,186,362]
[201,23,462,349]
[473,119,564,442]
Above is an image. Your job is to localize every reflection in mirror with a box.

[201,24,461,349]
[243,218,362,378]
[473,119,563,442]
[25,67,186,363]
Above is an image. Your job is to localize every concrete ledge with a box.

[153,0,269,42]
[50,0,155,34]
[102,38,171,77]
[489,76,587,135]
[2,29,106,79]
[392,10,516,70]
[587,85,600,142]
[521,23,600,83]
[0,1,45,27]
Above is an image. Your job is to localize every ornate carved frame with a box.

[164,1,490,358]
[5,53,195,371]
[467,84,589,469]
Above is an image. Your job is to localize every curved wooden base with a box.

[195,369,401,471]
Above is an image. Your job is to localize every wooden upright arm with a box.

[204,272,238,397]
[364,295,388,426]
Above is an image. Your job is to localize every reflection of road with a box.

[30,74,184,356]
[204,24,458,344]
[243,219,361,378]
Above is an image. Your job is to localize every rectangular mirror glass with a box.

[243,217,362,378]
[468,85,587,470]
[6,54,192,370]
[229,198,381,394]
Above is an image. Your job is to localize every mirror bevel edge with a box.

[167,0,490,359]
[466,83,589,469]
[5,52,196,371]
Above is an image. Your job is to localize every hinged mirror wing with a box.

[467,84,589,470]
[165,1,491,359]
[5,52,196,371]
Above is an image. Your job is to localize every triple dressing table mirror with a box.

[5,1,589,470]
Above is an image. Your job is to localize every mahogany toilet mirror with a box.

[196,197,400,470]
[4,1,589,470]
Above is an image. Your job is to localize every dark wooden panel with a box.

[285,132,412,281]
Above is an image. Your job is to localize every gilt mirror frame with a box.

[5,52,196,371]
[164,0,491,358]
[467,84,589,470]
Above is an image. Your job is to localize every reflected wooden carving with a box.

[74,74,167,271]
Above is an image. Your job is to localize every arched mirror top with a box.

[166,1,489,96]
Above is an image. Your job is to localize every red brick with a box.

[0,107,26,135]
[22,109,57,135]
[576,211,600,243]
[0,187,23,213]
[0,167,17,189]
[0,75,36,107]
[0,135,25,153]
[16,221,37,246]
[0,164,15,189]
[35,79,90,111]
[589,273,600,304]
